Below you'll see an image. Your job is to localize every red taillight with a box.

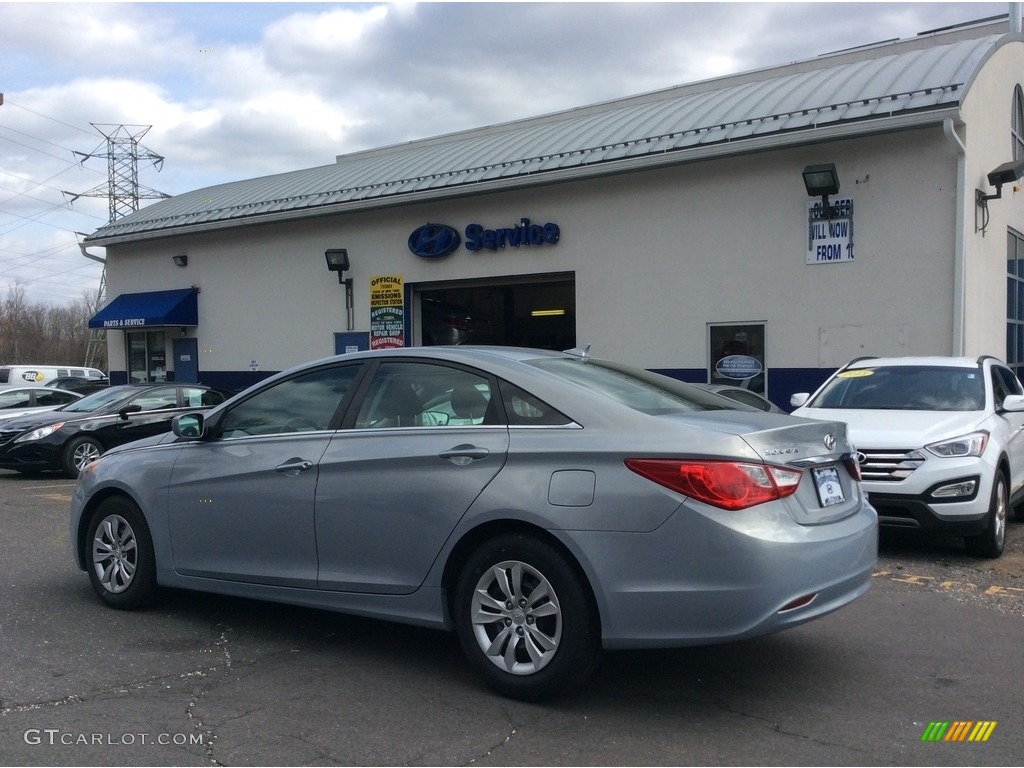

[843,455,862,482]
[625,459,802,510]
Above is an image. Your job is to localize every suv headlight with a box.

[925,431,989,458]
[14,422,65,443]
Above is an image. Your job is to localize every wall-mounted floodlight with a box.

[975,159,1024,235]
[803,163,840,216]
[325,248,355,331]
[324,248,350,281]
[172,254,188,267]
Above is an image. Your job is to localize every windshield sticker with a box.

[837,369,874,378]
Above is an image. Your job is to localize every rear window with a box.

[529,358,738,415]
[809,365,985,411]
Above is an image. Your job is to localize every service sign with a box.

[370,275,405,349]
[806,198,854,264]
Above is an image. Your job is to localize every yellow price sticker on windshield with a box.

[836,369,874,378]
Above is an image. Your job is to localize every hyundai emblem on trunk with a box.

[824,434,836,451]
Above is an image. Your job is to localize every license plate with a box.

[812,465,845,507]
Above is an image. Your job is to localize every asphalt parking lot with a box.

[2,470,1023,766]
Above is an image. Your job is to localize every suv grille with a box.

[858,448,925,482]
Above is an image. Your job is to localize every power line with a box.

[2,99,101,137]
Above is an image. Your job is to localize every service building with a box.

[84,16,1024,407]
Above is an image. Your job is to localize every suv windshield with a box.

[809,365,985,411]
[529,358,743,414]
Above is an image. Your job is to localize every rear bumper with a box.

[559,499,879,650]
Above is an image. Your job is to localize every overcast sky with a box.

[0,1,1010,305]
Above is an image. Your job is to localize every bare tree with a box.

[0,285,105,369]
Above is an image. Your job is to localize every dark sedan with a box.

[0,383,230,478]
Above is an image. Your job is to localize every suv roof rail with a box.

[840,356,878,371]
[976,354,1000,366]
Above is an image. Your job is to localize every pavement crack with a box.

[465,721,518,765]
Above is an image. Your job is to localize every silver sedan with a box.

[70,346,877,700]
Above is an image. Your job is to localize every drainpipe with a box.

[944,118,967,356]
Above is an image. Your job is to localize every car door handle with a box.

[439,445,490,466]
[275,458,314,474]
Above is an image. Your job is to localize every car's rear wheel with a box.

[966,471,1007,558]
[86,496,157,610]
[62,435,103,478]
[454,533,600,701]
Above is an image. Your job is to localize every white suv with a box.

[790,356,1024,558]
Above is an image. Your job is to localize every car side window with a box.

[993,366,1024,405]
[130,387,182,411]
[355,362,494,428]
[219,365,361,438]
[0,390,32,408]
[36,390,78,407]
[181,387,227,408]
[498,380,572,426]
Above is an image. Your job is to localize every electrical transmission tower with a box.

[66,124,169,368]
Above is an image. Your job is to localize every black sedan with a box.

[0,383,231,478]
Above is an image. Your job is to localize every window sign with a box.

[709,323,767,397]
[370,275,405,349]
[806,198,854,264]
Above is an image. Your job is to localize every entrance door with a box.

[173,338,199,383]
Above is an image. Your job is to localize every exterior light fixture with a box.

[324,248,350,281]
[530,309,566,317]
[172,254,188,267]
[802,163,840,216]
[975,158,1024,235]
[325,248,355,331]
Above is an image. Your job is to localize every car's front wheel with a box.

[966,471,1007,558]
[85,496,158,609]
[62,435,103,478]
[454,533,601,700]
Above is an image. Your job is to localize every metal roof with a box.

[86,32,1008,245]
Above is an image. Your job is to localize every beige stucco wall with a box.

[104,124,959,377]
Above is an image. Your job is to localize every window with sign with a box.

[708,323,767,398]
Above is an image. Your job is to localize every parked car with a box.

[791,355,1024,557]
[0,383,231,478]
[697,383,785,413]
[70,346,876,700]
[0,386,81,421]
[47,376,111,395]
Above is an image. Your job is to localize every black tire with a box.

[966,471,1007,558]
[454,533,601,701]
[85,496,158,610]
[62,435,103,479]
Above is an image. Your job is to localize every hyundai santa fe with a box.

[791,355,1024,557]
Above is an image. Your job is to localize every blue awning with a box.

[89,288,199,329]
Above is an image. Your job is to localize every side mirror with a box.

[1000,394,1024,413]
[118,404,143,420]
[790,393,810,408]
[173,412,206,439]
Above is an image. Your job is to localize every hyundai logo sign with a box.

[408,223,461,259]
[408,218,560,259]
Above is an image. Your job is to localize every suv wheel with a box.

[966,471,1007,558]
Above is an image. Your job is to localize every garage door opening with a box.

[414,274,575,351]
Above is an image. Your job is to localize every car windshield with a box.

[58,386,134,413]
[808,365,985,411]
[529,358,739,414]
